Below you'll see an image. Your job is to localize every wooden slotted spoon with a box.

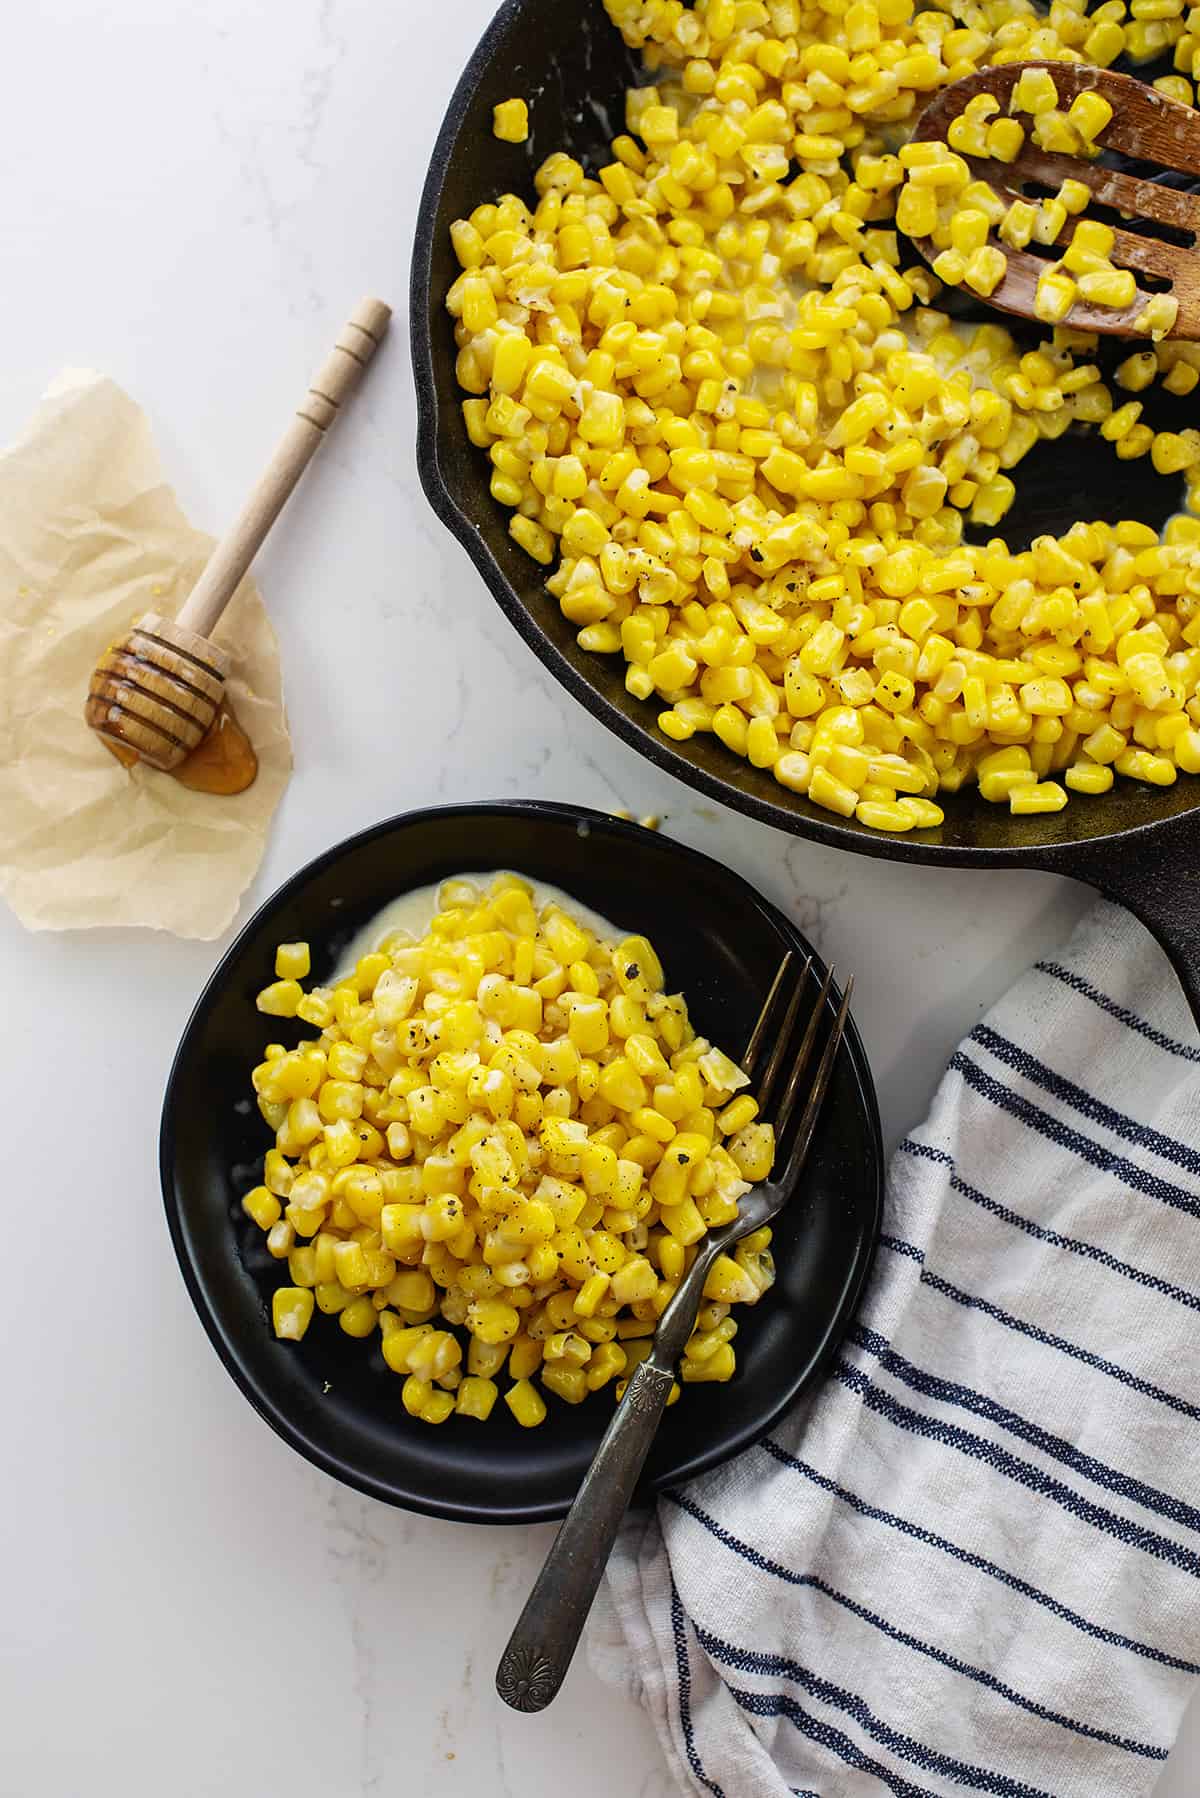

[912,61,1200,340]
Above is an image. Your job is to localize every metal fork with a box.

[495,951,854,1714]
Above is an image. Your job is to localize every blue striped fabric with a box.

[589,901,1200,1796]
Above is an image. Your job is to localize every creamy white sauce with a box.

[335,872,629,977]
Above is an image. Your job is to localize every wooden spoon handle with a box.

[176,296,391,639]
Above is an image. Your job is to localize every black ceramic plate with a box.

[161,802,882,1524]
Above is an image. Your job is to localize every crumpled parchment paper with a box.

[0,370,291,938]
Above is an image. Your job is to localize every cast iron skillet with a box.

[411,0,1200,1029]
[160,803,882,1524]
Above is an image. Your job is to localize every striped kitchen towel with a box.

[590,899,1200,1798]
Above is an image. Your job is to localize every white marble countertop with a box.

[1,2,1195,1792]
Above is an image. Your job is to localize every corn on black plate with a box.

[160,802,882,1523]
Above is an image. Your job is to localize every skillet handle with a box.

[1055,810,1200,1035]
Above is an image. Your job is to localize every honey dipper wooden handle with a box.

[175,297,392,640]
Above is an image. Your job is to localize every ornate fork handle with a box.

[496,1235,725,1712]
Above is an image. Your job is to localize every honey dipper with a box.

[85,297,391,771]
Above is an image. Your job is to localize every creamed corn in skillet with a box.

[447,0,1200,830]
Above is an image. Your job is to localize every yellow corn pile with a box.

[447,0,1200,830]
[248,875,776,1426]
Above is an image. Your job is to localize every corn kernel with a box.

[1137,295,1179,340]
[272,1287,314,1342]
[964,247,1007,299]
[505,1378,548,1427]
[680,1343,737,1382]
[1152,433,1199,476]
[275,942,311,980]
[1117,352,1157,392]
[493,99,530,143]
[1065,761,1114,794]
[1013,68,1059,113]
[1033,199,1068,246]
[456,1375,499,1420]
[1035,269,1076,326]
[1000,200,1036,250]
[986,117,1024,161]
[1010,780,1068,814]
[1078,268,1137,310]
[242,1185,281,1231]
[256,980,303,1018]
[1067,91,1113,142]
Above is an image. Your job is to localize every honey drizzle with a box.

[102,702,258,794]
[172,704,258,795]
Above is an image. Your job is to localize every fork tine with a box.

[776,977,854,1175]
[741,951,796,1085]
[771,962,836,1141]
[752,954,814,1113]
